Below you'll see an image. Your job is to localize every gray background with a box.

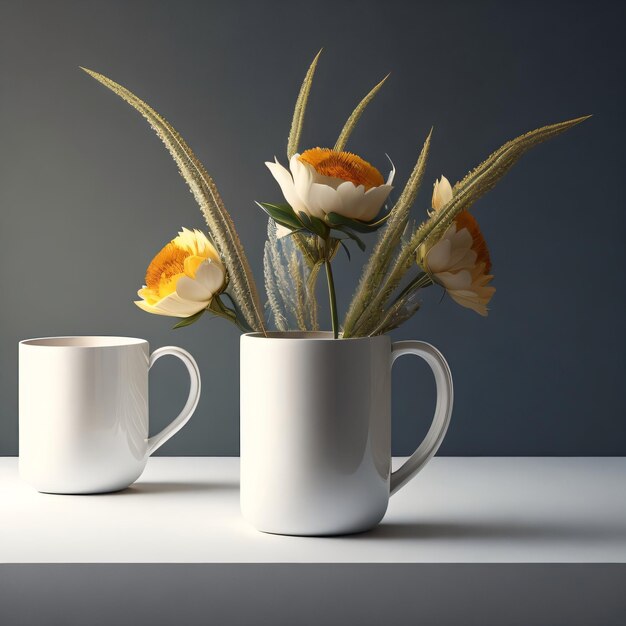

[1,0,624,456]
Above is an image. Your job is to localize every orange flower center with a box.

[455,211,492,273]
[299,148,384,191]
[145,243,189,293]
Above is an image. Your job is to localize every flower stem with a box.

[210,296,250,333]
[392,271,433,306]
[324,258,339,339]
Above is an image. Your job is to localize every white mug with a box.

[19,336,201,494]
[240,332,453,535]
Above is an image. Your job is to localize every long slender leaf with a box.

[81,67,267,333]
[333,228,366,252]
[173,308,206,329]
[257,202,303,230]
[326,210,392,233]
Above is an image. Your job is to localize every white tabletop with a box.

[1,457,625,564]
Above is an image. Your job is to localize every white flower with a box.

[135,228,226,318]
[419,176,495,316]
[431,175,453,212]
[265,148,395,223]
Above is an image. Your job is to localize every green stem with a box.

[210,296,249,333]
[221,292,253,332]
[324,258,339,339]
[392,271,433,306]
[347,272,433,339]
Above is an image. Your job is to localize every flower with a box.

[419,176,495,316]
[265,148,395,223]
[431,174,453,212]
[135,228,226,318]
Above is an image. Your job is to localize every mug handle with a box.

[389,341,453,495]
[145,346,201,457]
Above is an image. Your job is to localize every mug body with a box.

[19,336,150,494]
[240,332,392,535]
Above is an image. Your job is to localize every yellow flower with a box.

[135,228,226,318]
[266,148,395,222]
[419,176,495,316]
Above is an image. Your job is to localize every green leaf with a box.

[298,211,329,238]
[338,240,352,261]
[333,227,366,251]
[256,202,303,230]
[173,308,206,329]
[257,201,294,216]
[258,202,329,239]
[325,210,391,233]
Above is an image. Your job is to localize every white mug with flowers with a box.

[83,52,587,534]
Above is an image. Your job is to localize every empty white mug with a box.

[19,336,201,494]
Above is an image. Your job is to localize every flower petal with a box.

[432,176,453,211]
[135,292,207,318]
[448,291,491,316]
[426,239,452,273]
[184,255,207,278]
[173,228,220,263]
[306,183,343,218]
[291,157,318,213]
[436,269,473,291]
[335,181,366,219]
[194,260,226,295]
[385,155,396,185]
[450,227,473,251]
[175,277,213,303]
[360,184,393,221]
[266,158,307,214]
[446,247,477,272]
[137,287,160,306]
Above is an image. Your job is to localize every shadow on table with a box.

[117,480,239,495]
[350,519,626,543]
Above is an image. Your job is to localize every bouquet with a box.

[82,51,588,338]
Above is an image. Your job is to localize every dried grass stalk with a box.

[342,129,432,336]
[263,221,319,330]
[287,49,322,160]
[82,67,267,333]
[350,116,590,336]
[334,74,389,152]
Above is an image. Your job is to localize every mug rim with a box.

[19,336,148,349]
[242,331,388,342]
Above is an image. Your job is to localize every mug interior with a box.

[244,331,373,341]
[20,336,147,348]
